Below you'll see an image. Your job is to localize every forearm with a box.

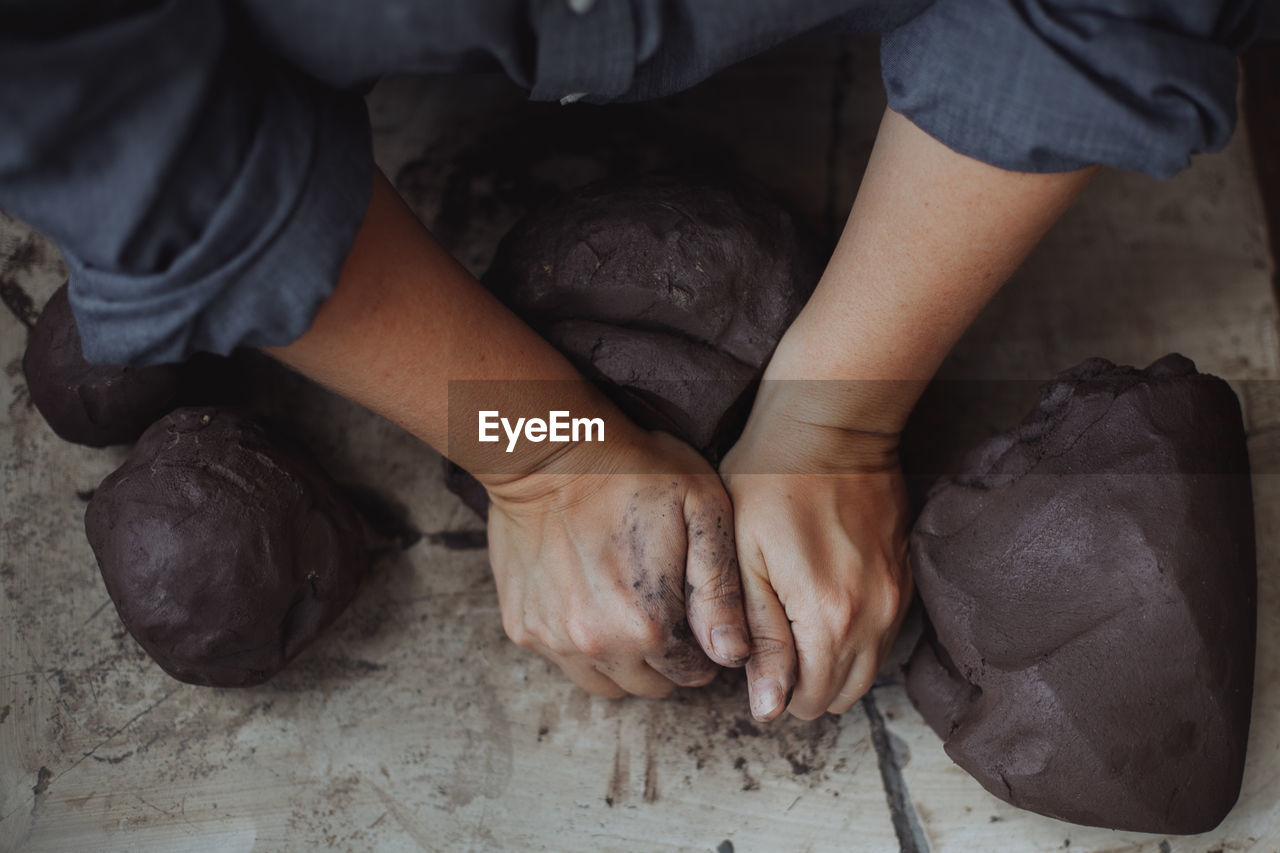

[268,170,633,484]
[721,108,1095,715]
[764,107,1097,433]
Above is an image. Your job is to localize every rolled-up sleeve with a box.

[0,0,372,365]
[880,0,1260,178]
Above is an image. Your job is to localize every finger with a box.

[739,546,798,722]
[684,490,751,667]
[826,651,878,715]
[645,617,719,688]
[825,576,912,716]
[824,555,916,712]
[605,657,680,700]
[786,592,860,719]
[619,553,719,687]
[542,647,627,699]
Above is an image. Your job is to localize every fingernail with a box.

[711,625,749,664]
[751,678,784,720]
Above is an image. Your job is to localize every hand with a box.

[720,404,912,721]
[485,429,751,698]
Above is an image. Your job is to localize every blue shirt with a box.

[0,0,1260,366]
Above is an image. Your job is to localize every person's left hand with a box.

[719,399,913,721]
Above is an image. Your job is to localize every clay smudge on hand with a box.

[618,483,718,684]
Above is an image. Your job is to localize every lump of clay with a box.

[485,174,818,453]
[85,408,368,687]
[907,354,1255,834]
[445,173,819,511]
[23,284,181,447]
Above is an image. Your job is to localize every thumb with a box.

[683,488,751,667]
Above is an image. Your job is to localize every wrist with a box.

[477,416,652,507]
[723,382,902,477]
[764,319,928,427]
[748,369,917,439]
[442,373,647,489]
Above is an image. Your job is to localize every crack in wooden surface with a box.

[863,689,931,853]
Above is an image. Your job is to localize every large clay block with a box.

[85,408,368,687]
[907,354,1256,833]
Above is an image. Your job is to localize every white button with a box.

[567,0,595,14]
[560,92,587,105]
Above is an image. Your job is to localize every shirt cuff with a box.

[880,0,1253,179]
[70,72,372,366]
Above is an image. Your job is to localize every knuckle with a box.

[748,634,791,660]
[676,665,719,689]
[690,485,733,518]
[626,619,668,652]
[545,635,579,658]
[842,674,875,707]
[500,611,528,647]
[877,579,905,629]
[539,626,575,657]
[661,648,717,687]
[817,593,861,640]
[829,686,866,715]
[506,624,536,650]
[854,670,876,697]
[687,498,738,558]
[564,615,608,659]
[789,702,825,722]
[690,571,743,611]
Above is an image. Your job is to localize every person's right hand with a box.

[484,428,752,698]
